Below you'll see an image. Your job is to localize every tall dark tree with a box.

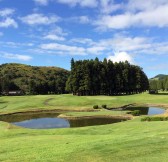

[66,58,149,96]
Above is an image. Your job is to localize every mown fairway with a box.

[1,93,168,114]
[1,93,168,162]
[1,119,168,162]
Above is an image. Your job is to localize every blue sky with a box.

[0,0,168,78]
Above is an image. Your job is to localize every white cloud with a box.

[0,8,15,17]
[39,35,151,56]
[0,18,18,28]
[20,13,60,25]
[95,2,168,29]
[2,53,32,61]
[40,43,86,55]
[43,34,65,41]
[100,0,123,14]
[34,0,49,5]
[80,0,98,8]
[57,0,98,8]
[70,16,90,24]
[70,38,94,45]
[77,16,90,24]
[107,52,134,64]
[43,26,67,41]
[127,0,168,12]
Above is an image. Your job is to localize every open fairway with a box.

[1,93,168,114]
[1,119,168,162]
[1,93,168,161]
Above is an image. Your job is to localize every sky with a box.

[0,0,168,78]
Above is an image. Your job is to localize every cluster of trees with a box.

[0,63,69,95]
[66,58,149,96]
[150,77,168,91]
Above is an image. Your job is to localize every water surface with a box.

[0,112,124,129]
[124,107,165,115]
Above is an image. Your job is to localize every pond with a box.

[0,107,165,129]
[123,106,165,115]
[0,112,125,129]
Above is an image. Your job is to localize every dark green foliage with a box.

[93,105,99,109]
[0,63,69,95]
[128,110,141,116]
[149,76,168,91]
[66,58,149,96]
[141,116,168,121]
[102,105,107,109]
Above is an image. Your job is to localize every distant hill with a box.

[150,74,168,80]
[0,63,69,94]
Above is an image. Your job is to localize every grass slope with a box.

[1,119,168,162]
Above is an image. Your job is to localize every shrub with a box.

[102,105,107,109]
[93,105,99,109]
[130,110,141,116]
[141,116,168,121]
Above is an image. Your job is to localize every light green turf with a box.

[1,119,168,162]
[1,93,168,161]
[1,93,168,114]
[61,110,128,117]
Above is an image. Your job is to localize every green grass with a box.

[1,93,168,114]
[1,119,168,162]
[61,110,128,117]
[1,93,168,161]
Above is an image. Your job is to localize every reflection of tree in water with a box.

[0,112,60,122]
[125,107,149,115]
[69,118,126,127]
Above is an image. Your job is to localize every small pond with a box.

[0,107,165,129]
[0,112,125,129]
[123,106,165,115]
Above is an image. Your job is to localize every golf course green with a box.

[1,93,168,162]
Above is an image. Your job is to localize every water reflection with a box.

[69,117,125,127]
[0,112,125,129]
[123,107,165,115]
[12,118,70,129]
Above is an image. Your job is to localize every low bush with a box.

[102,105,107,109]
[141,116,168,121]
[128,110,141,116]
[93,105,99,109]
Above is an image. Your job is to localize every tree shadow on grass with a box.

[150,93,168,95]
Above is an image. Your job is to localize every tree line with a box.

[150,77,168,91]
[66,58,149,96]
[0,63,69,95]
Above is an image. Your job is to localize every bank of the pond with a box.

[59,114,132,120]
[2,118,168,161]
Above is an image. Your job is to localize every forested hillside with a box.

[150,74,168,90]
[150,74,168,80]
[0,63,69,94]
[66,58,149,95]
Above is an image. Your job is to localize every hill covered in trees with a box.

[0,63,69,95]
[150,74,168,80]
[66,58,149,96]
[149,74,168,90]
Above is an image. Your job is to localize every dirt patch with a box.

[43,98,54,106]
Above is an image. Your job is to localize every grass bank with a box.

[1,118,168,161]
